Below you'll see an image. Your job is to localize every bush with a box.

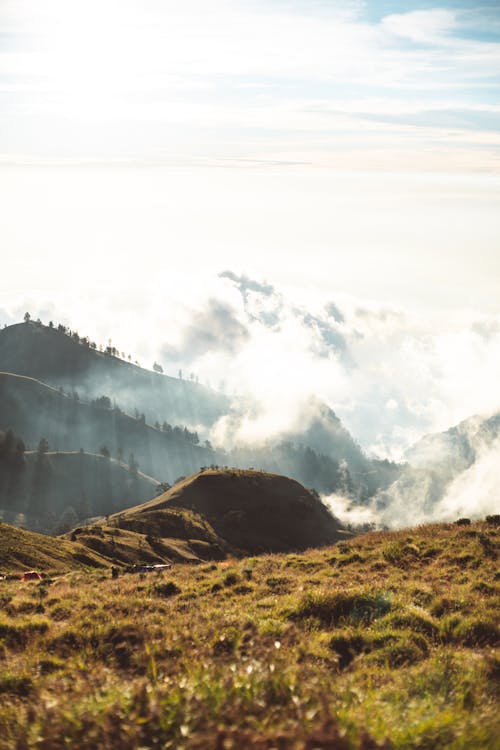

[485,514,500,526]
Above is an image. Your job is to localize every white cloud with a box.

[1,0,499,169]
[381,9,458,44]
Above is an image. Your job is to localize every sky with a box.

[1,0,499,457]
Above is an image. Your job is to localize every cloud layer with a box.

[1,1,499,170]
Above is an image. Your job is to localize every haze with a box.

[1,0,499,456]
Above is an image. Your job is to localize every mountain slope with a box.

[119,469,348,554]
[0,321,228,428]
[0,371,212,482]
[375,409,500,526]
[0,447,160,533]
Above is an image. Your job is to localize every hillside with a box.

[0,522,109,572]
[0,518,498,748]
[118,469,348,554]
[0,321,228,428]
[0,371,212,483]
[0,445,160,533]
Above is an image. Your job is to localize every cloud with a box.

[1,0,499,170]
[381,9,458,44]
[160,299,250,364]
[4,270,500,462]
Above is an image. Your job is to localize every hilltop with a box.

[116,469,348,554]
[0,518,498,748]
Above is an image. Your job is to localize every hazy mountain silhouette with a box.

[0,321,229,429]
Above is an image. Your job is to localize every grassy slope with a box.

[0,519,498,749]
[0,522,109,573]
[0,518,218,573]
[70,521,215,565]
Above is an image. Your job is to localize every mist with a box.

[324,420,500,530]
[2,268,499,532]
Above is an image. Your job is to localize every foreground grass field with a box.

[0,520,498,749]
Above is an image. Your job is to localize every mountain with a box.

[116,469,348,554]
[0,320,402,530]
[375,409,500,525]
[0,321,229,429]
[404,411,500,474]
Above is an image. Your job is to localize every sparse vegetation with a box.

[0,519,497,748]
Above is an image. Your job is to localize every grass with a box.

[0,519,498,749]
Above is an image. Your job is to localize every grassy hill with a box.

[116,469,348,554]
[0,522,108,572]
[0,519,497,749]
[0,515,223,574]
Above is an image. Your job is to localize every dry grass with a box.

[0,519,498,749]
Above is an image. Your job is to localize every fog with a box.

[1,269,499,529]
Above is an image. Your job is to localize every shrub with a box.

[485,514,500,526]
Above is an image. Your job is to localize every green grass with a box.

[0,520,498,749]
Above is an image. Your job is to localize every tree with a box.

[37,437,49,454]
[24,312,30,323]
[128,453,138,477]
[99,445,110,459]
[30,438,52,517]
